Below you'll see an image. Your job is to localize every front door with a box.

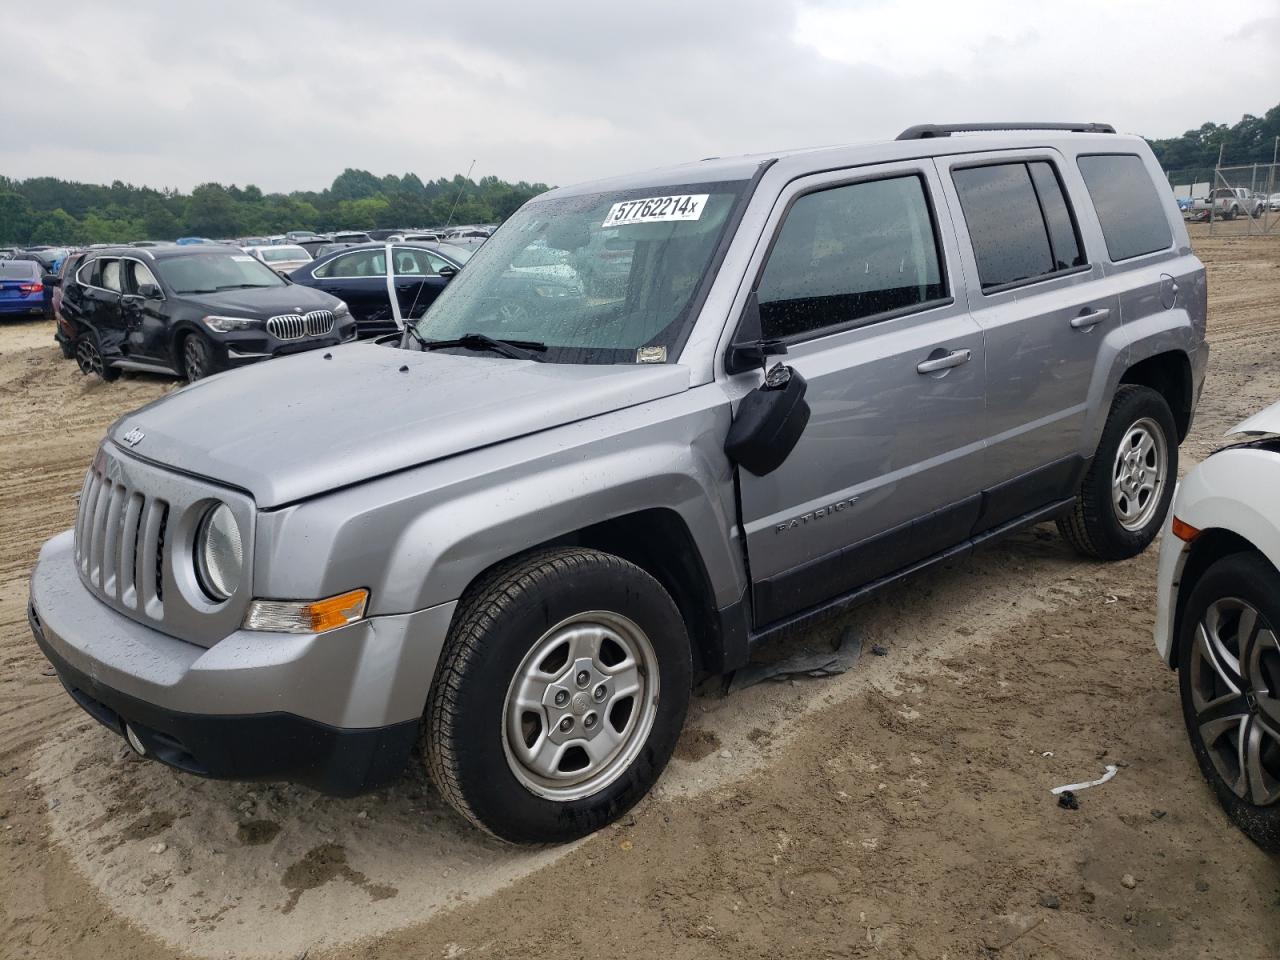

[734,162,988,627]
[390,246,453,320]
[120,258,170,362]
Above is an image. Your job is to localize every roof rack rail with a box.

[896,122,1116,140]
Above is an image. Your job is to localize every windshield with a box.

[412,180,747,363]
[259,245,310,262]
[435,243,473,264]
[155,252,287,293]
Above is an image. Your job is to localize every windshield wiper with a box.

[417,332,548,362]
[214,283,270,290]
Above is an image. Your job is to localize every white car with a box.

[1155,400,1280,852]
[243,244,312,276]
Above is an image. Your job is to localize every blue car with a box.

[0,259,50,319]
[175,236,215,245]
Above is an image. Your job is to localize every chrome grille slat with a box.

[100,484,125,595]
[267,310,334,341]
[73,462,168,620]
[119,492,144,607]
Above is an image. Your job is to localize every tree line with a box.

[1146,102,1280,177]
[3,102,1278,246]
[0,168,551,246]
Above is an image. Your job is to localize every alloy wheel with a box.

[183,336,207,381]
[1111,417,1167,531]
[75,338,103,377]
[1188,597,1280,806]
[502,611,659,801]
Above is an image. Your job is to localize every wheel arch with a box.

[451,507,743,677]
[1120,350,1193,440]
[1170,528,1260,669]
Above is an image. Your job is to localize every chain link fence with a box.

[1167,162,1280,236]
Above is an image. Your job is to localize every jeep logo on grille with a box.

[122,427,145,447]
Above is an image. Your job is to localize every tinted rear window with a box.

[953,163,1056,289]
[0,261,38,279]
[1076,154,1173,261]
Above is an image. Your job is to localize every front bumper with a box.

[29,531,457,795]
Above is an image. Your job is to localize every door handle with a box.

[916,348,972,374]
[1070,307,1110,329]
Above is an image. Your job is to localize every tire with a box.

[423,547,691,844]
[73,330,120,382]
[1177,552,1280,853]
[1057,384,1177,560]
[179,331,222,383]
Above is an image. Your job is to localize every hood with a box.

[110,343,690,507]
[178,282,336,317]
[1226,400,1280,440]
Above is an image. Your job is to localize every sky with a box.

[2,0,1277,194]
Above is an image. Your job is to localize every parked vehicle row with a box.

[26,123,1214,845]
[1185,187,1268,221]
[50,245,355,381]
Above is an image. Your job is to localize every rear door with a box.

[308,248,390,329]
[734,161,988,627]
[79,257,127,352]
[935,151,1118,532]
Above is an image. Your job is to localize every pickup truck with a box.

[1188,187,1264,221]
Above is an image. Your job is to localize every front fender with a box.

[252,386,746,617]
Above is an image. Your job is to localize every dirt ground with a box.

[3,227,1280,959]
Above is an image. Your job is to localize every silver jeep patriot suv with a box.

[28,122,1207,843]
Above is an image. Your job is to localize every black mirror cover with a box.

[439,264,457,278]
[724,366,810,476]
[42,274,61,287]
[138,283,160,299]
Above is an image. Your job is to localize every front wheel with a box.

[1057,384,1177,560]
[180,331,222,383]
[1178,552,1280,852]
[423,547,691,844]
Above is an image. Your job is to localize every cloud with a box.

[0,0,1275,193]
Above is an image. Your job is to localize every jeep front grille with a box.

[266,310,335,341]
[74,463,168,618]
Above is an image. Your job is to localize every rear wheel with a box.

[1057,384,1177,559]
[73,331,119,382]
[1178,552,1280,852]
[423,547,691,843]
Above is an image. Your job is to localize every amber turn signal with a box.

[242,588,370,634]
[1170,517,1201,542]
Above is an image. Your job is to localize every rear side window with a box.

[315,250,386,278]
[952,161,1086,291]
[77,258,102,287]
[1076,154,1173,261]
[100,259,122,292]
[756,174,947,340]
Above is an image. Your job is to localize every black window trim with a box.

[1075,151,1176,264]
[746,168,956,347]
[949,155,1094,298]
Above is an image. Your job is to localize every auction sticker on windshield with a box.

[604,194,708,227]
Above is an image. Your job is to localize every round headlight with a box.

[195,503,243,601]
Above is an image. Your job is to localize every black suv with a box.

[52,245,356,382]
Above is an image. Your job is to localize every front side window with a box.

[124,260,159,294]
[412,180,749,364]
[317,250,386,278]
[154,253,287,294]
[756,174,947,340]
[1076,154,1174,262]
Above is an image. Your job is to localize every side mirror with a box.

[438,264,457,279]
[137,282,161,299]
[724,363,811,476]
[43,274,61,287]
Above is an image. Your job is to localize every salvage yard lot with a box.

[2,227,1279,959]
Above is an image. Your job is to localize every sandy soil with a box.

[2,228,1280,959]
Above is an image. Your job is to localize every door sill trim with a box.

[747,496,1075,647]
